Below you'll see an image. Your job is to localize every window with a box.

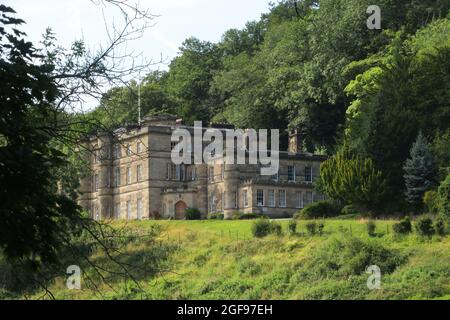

[127,201,132,220]
[107,168,111,187]
[94,206,100,221]
[166,164,171,180]
[115,203,121,219]
[234,191,238,209]
[279,190,286,207]
[137,164,142,182]
[271,172,279,182]
[210,196,217,213]
[126,167,131,185]
[137,142,142,154]
[257,189,264,207]
[222,192,225,211]
[288,166,295,182]
[243,190,249,208]
[305,166,313,183]
[114,144,121,159]
[192,167,197,181]
[268,190,275,207]
[296,192,303,209]
[126,144,132,156]
[94,173,99,192]
[304,191,313,206]
[209,167,214,182]
[170,164,178,180]
[137,199,143,220]
[114,167,121,187]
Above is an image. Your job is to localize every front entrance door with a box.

[175,201,187,220]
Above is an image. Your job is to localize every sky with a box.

[4,0,272,67]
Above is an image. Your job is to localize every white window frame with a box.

[137,164,142,182]
[137,198,143,220]
[126,167,131,185]
[114,167,121,187]
[296,191,304,209]
[279,190,287,208]
[115,203,121,219]
[137,142,142,154]
[257,189,264,207]
[268,190,275,208]
[305,166,313,183]
[288,166,296,182]
[243,190,249,208]
[127,201,132,220]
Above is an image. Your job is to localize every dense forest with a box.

[86,0,450,214]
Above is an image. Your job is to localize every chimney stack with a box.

[288,129,302,154]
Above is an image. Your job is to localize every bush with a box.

[366,221,376,237]
[415,216,435,237]
[239,213,264,220]
[295,201,340,220]
[393,216,412,235]
[318,223,325,235]
[186,208,201,220]
[288,220,297,235]
[340,205,361,216]
[271,223,282,236]
[207,213,224,220]
[438,174,450,219]
[434,217,446,236]
[306,222,317,236]
[229,212,242,220]
[302,236,406,278]
[252,219,273,238]
[251,219,282,238]
[423,190,440,215]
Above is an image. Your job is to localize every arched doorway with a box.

[175,201,187,220]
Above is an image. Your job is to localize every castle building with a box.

[78,116,327,220]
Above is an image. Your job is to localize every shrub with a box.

[239,213,264,220]
[186,208,201,220]
[423,190,440,215]
[366,221,376,237]
[252,219,273,238]
[302,236,406,278]
[230,212,242,220]
[271,223,282,236]
[437,174,450,219]
[251,219,282,238]
[340,205,360,216]
[318,223,325,235]
[288,220,297,235]
[434,217,446,236]
[393,216,412,235]
[319,149,387,207]
[306,222,317,236]
[415,216,435,237]
[295,201,340,220]
[207,213,224,220]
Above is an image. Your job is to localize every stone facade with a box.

[78,116,327,220]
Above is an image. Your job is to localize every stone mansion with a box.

[78,116,327,220]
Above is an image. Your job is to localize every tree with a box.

[403,132,438,207]
[0,2,168,298]
[319,148,387,209]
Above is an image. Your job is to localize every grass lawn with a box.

[25,219,450,300]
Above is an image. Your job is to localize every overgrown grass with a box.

[4,219,449,300]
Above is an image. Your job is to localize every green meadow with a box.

[24,219,450,300]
